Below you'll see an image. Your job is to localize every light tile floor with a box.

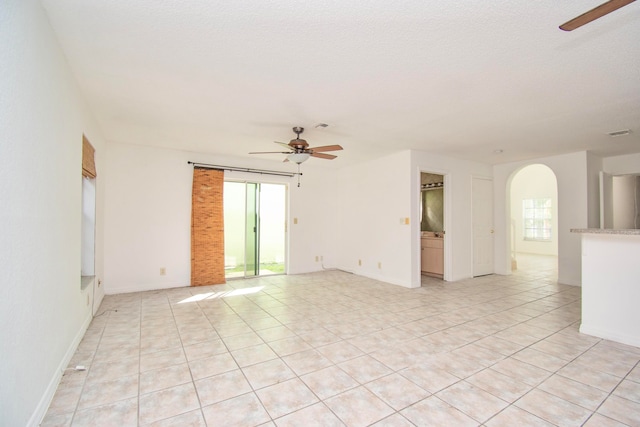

[42,255,640,426]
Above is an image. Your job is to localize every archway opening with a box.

[509,164,558,280]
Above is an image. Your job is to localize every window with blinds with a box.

[82,135,96,179]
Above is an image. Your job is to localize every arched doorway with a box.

[508,164,558,280]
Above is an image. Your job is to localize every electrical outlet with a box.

[378,262,382,269]
[97,279,102,287]
[315,256,319,262]
[294,218,298,224]
[160,267,166,276]
[358,259,362,266]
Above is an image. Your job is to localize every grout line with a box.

[44,264,639,427]
[582,359,640,425]
[67,307,112,425]
[164,291,209,426]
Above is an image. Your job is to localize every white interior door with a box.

[473,177,494,276]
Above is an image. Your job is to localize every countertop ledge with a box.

[571,228,640,235]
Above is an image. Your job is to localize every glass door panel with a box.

[224,181,286,279]
[245,183,258,277]
[223,182,246,279]
[258,184,286,275]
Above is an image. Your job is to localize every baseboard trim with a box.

[105,281,187,295]
[28,311,93,427]
[580,323,640,348]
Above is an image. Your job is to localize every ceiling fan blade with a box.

[559,0,635,31]
[249,151,291,154]
[274,141,294,150]
[311,152,337,160]
[308,144,344,153]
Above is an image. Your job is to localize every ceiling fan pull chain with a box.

[297,163,301,187]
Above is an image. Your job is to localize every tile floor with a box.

[42,255,640,426]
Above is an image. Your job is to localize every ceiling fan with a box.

[249,126,343,164]
[559,0,635,31]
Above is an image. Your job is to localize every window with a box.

[523,198,552,241]
[81,177,96,278]
[81,136,96,289]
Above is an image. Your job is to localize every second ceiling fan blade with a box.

[274,141,294,150]
[311,152,337,160]
[309,144,343,153]
[559,0,635,31]
[249,151,291,154]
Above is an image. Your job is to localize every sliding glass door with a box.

[223,181,286,279]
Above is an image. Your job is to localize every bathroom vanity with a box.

[421,232,443,277]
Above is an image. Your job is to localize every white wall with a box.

[0,1,106,425]
[510,164,558,256]
[288,162,340,274]
[333,151,414,287]
[494,151,590,285]
[104,142,338,294]
[603,153,640,175]
[106,145,495,291]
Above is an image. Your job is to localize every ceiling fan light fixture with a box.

[287,152,310,164]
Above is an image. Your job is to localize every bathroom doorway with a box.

[420,172,445,280]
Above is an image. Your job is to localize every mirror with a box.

[421,173,444,232]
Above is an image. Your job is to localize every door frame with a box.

[223,179,289,279]
[417,168,451,283]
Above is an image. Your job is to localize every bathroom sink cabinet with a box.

[421,237,443,277]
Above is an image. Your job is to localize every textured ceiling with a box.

[40,0,640,166]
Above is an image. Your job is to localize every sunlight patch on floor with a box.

[177,286,264,304]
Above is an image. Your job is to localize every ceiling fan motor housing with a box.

[289,138,309,151]
[289,127,309,151]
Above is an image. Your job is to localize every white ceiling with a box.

[40,0,640,166]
